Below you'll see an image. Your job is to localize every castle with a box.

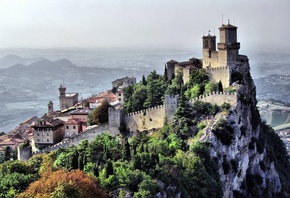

[167,22,242,87]
[109,22,243,132]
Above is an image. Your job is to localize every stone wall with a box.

[17,146,32,161]
[191,91,237,107]
[125,105,164,132]
[34,124,109,154]
[206,67,230,88]
[108,95,179,133]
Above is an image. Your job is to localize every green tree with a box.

[89,100,111,125]
[122,138,131,161]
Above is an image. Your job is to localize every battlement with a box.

[191,91,237,107]
[125,105,164,117]
[205,66,229,71]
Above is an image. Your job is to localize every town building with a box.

[64,118,82,137]
[111,76,136,89]
[32,114,64,147]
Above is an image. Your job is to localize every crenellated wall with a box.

[191,91,237,107]
[125,105,165,132]
[205,66,230,87]
[108,95,179,133]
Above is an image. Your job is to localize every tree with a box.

[4,146,12,161]
[218,81,223,92]
[122,138,131,161]
[142,75,147,86]
[18,169,106,198]
[164,64,168,81]
[89,100,111,125]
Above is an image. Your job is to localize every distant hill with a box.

[0,54,44,69]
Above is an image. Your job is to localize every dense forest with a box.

[0,68,289,197]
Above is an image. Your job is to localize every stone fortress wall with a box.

[109,95,179,132]
[205,67,230,89]
[191,91,237,107]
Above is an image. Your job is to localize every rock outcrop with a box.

[207,57,283,197]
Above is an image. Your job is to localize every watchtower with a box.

[217,22,240,69]
[48,100,53,114]
[202,32,217,67]
[59,84,66,97]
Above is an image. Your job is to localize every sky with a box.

[0,0,289,52]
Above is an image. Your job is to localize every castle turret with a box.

[202,32,217,67]
[166,60,178,80]
[217,22,240,68]
[48,100,53,114]
[59,84,66,97]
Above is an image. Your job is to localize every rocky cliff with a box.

[207,57,289,197]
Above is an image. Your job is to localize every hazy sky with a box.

[0,0,289,52]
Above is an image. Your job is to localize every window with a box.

[66,126,69,129]
[73,126,76,129]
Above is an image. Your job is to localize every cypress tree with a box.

[164,64,168,81]
[122,138,131,161]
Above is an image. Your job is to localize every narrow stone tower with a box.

[59,84,66,110]
[202,32,217,67]
[217,22,240,69]
[48,100,53,114]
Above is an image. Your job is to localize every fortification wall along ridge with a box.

[109,95,179,132]
[205,67,230,88]
[125,105,165,132]
[191,91,237,107]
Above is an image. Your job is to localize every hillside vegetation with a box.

[1,69,290,197]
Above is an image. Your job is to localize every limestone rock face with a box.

[208,59,282,197]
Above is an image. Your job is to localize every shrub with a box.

[212,119,234,145]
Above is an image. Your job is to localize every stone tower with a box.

[59,84,66,110]
[217,23,240,69]
[202,32,217,67]
[48,100,53,114]
[59,84,66,97]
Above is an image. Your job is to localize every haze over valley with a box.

[0,49,290,132]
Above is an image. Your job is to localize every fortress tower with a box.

[202,22,242,87]
[59,84,79,110]
[217,23,240,69]
[48,100,54,114]
[202,22,240,69]
[59,84,66,97]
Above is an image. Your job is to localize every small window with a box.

[66,126,69,129]
[73,126,76,129]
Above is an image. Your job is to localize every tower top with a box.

[219,23,237,30]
